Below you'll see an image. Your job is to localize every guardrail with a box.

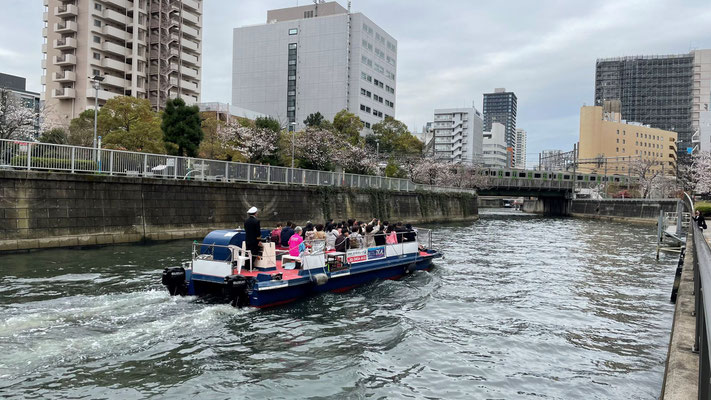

[0,139,475,194]
[686,193,711,398]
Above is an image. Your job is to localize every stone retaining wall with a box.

[0,170,478,251]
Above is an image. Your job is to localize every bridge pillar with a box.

[541,197,571,216]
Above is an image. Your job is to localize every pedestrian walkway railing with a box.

[0,139,475,194]
[687,193,711,398]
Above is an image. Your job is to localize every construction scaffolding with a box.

[594,54,694,161]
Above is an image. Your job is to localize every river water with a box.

[0,210,677,399]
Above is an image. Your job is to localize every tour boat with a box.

[161,228,442,308]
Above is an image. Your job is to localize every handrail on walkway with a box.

[0,139,475,194]
[686,192,711,398]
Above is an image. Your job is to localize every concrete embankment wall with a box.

[523,198,680,222]
[570,199,680,223]
[0,171,478,251]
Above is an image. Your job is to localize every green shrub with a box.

[10,156,97,171]
[696,201,711,217]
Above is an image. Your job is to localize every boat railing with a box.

[191,241,235,263]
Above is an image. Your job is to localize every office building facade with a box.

[232,2,397,131]
[483,88,517,166]
[578,105,677,175]
[42,0,202,125]
[594,50,711,158]
[432,107,483,165]
[514,128,526,169]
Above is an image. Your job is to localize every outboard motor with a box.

[224,275,250,307]
[162,267,187,296]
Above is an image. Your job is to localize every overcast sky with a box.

[3,0,711,166]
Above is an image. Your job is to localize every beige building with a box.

[42,0,202,126]
[578,105,677,175]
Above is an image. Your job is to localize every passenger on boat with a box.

[326,225,339,250]
[395,222,408,243]
[280,222,295,247]
[289,227,304,257]
[244,207,262,266]
[364,225,376,248]
[335,229,351,252]
[373,222,386,246]
[349,226,363,248]
[270,223,282,243]
[314,224,327,240]
[404,223,417,242]
[304,222,316,242]
[386,225,398,244]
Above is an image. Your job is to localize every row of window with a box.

[359,104,390,119]
[362,23,396,53]
[287,42,297,123]
[359,82,394,108]
[616,129,668,142]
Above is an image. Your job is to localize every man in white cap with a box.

[244,206,261,267]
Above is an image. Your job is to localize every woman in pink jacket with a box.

[288,226,304,257]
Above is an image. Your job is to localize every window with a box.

[374,63,384,74]
[93,35,101,43]
[386,70,395,80]
[386,56,395,66]
[288,43,297,50]
[93,52,101,60]
[304,10,314,18]
[94,19,102,27]
[616,138,619,143]
[364,122,371,128]
[361,72,372,82]
[288,28,298,35]
[95,3,102,11]
[92,69,100,76]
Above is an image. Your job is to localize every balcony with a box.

[103,9,128,25]
[180,80,198,91]
[102,41,128,56]
[41,59,46,69]
[54,21,78,33]
[54,54,77,65]
[182,24,199,39]
[181,51,199,65]
[41,75,46,85]
[42,43,47,53]
[102,74,127,88]
[102,57,126,72]
[183,0,201,12]
[53,87,76,99]
[181,67,199,79]
[53,71,76,82]
[55,4,78,17]
[103,0,128,9]
[103,25,128,41]
[54,37,77,49]
[42,27,48,37]
[43,12,48,21]
[182,10,199,25]
[86,88,120,101]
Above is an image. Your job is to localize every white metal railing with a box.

[0,139,475,194]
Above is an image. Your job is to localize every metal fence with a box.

[0,139,475,194]
[686,193,711,398]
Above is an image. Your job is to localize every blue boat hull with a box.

[186,254,437,308]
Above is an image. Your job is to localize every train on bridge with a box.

[479,168,632,185]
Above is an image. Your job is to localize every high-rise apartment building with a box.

[594,50,711,158]
[514,128,526,169]
[42,0,202,125]
[483,88,517,166]
[232,2,397,131]
[432,107,483,165]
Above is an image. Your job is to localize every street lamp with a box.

[91,75,104,151]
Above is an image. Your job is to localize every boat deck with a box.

[235,250,433,282]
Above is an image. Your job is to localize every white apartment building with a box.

[483,122,508,168]
[42,0,202,125]
[232,2,397,131]
[514,128,527,169]
[432,107,483,165]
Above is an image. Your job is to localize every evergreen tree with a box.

[162,98,203,157]
[303,112,325,128]
[255,116,281,132]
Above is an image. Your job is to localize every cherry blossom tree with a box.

[225,122,278,164]
[692,151,711,194]
[293,128,339,170]
[409,159,491,189]
[337,143,378,174]
[0,88,36,140]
